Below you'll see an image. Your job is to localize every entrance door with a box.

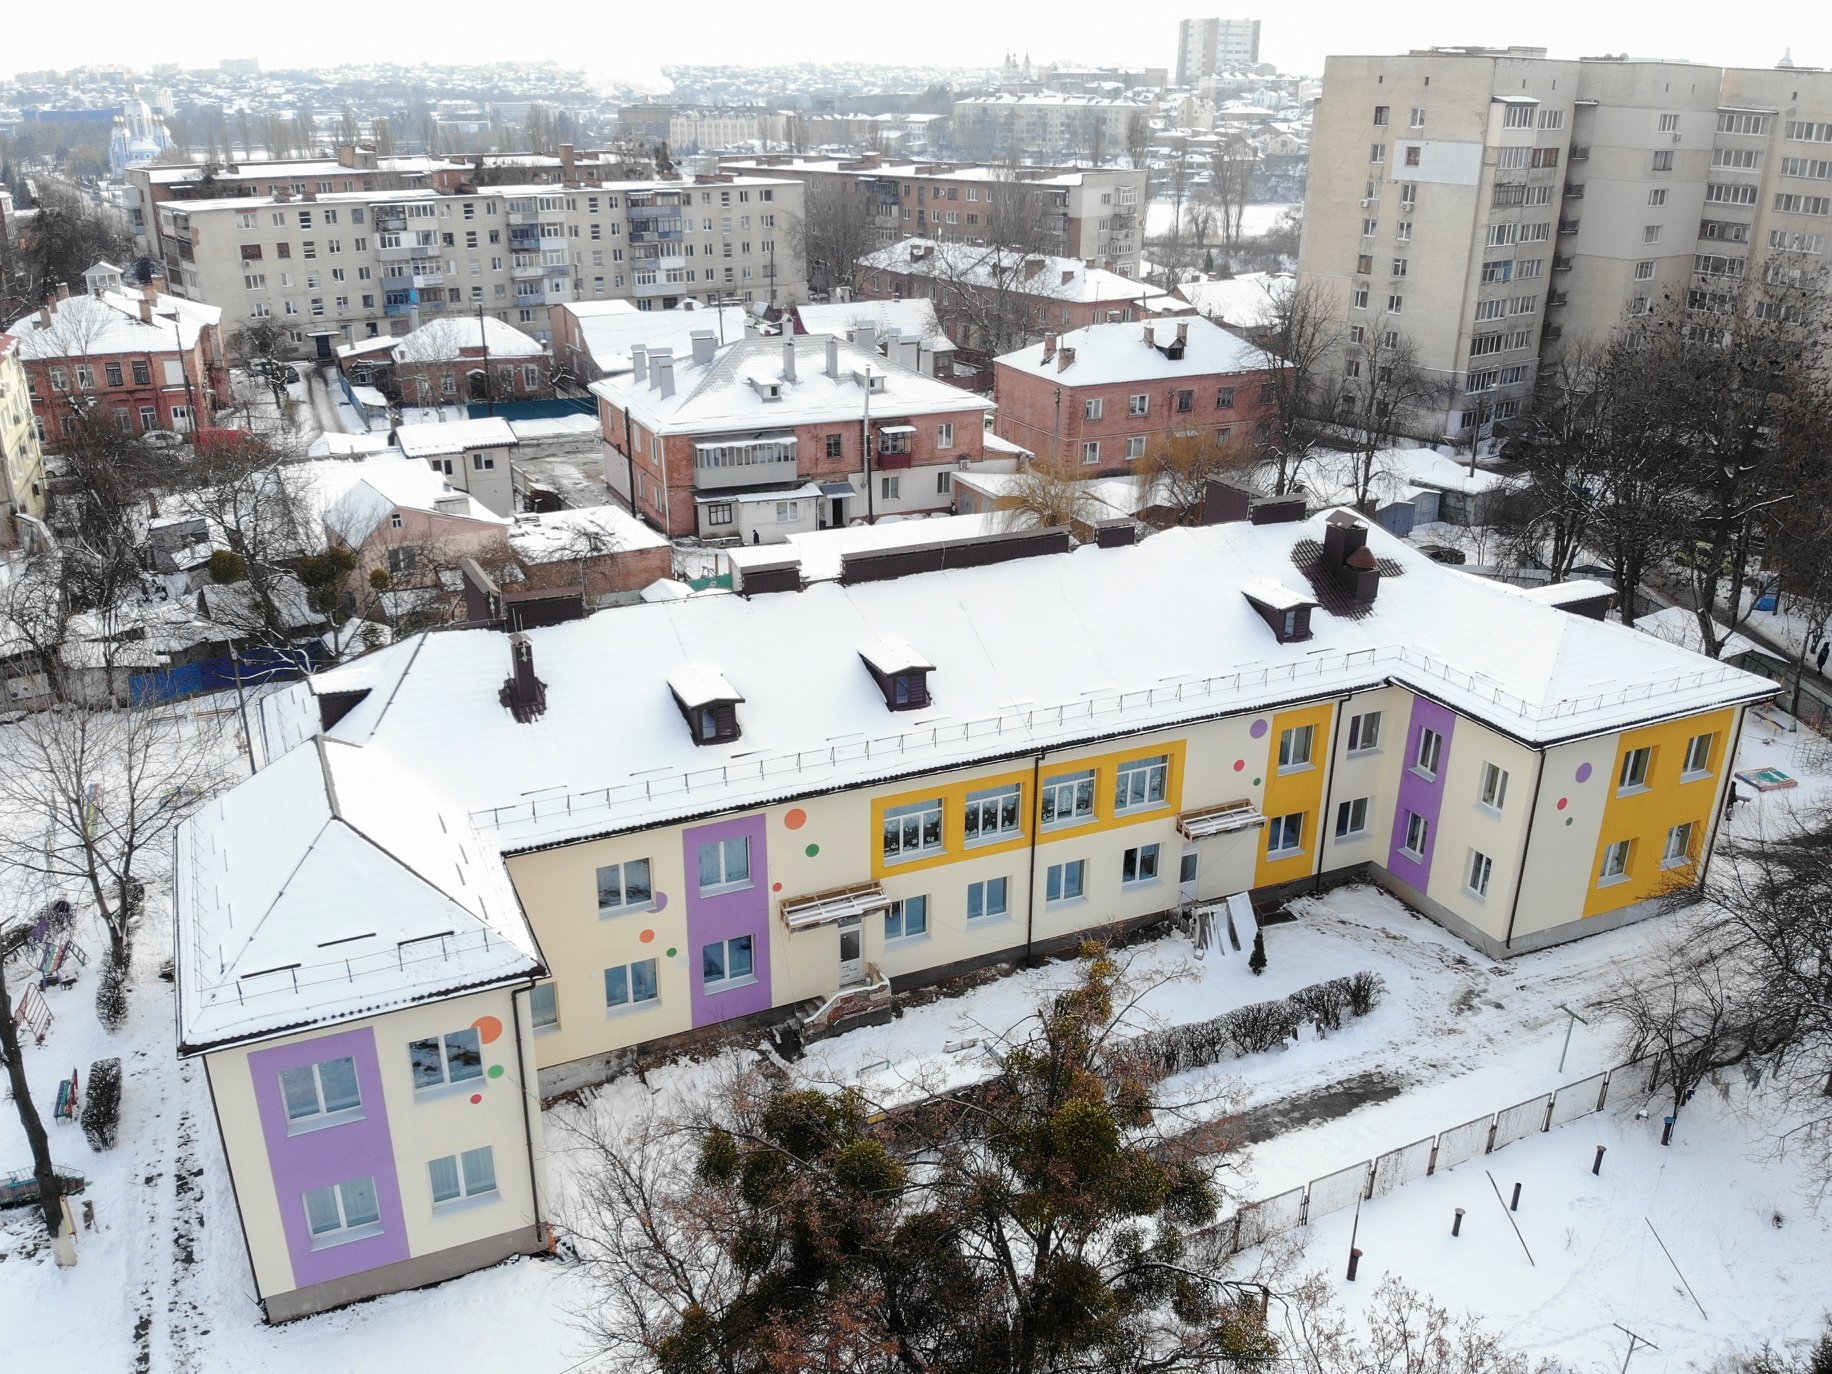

[830,496,847,527]
[838,916,865,986]
[1179,848,1200,904]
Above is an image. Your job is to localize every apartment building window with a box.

[1352,284,1369,309]
[1530,148,1559,169]
[1466,850,1494,899]
[1786,121,1832,143]
[280,1057,362,1129]
[1413,727,1443,779]
[1396,221,1413,242]
[1361,216,1378,237]
[1619,746,1653,793]
[1398,182,1417,207]
[1334,797,1371,839]
[1712,148,1763,171]
[1719,112,1770,136]
[1465,369,1499,393]
[1121,844,1160,886]
[884,896,928,942]
[1391,258,1408,277]
[1706,183,1759,205]
[1633,260,1657,282]
[1771,229,1825,253]
[1126,435,1147,459]
[1082,440,1100,464]
[884,798,944,861]
[1774,193,1832,215]
[1502,104,1534,129]
[1404,146,1421,166]
[1599,840,1632,885]
[1216,386,1236,408]
[1642,225,1663,243]
[1652,151,1674,172]
[1127,392,1148,417]
[1115,754,1170,811]
[1041,768,1096,826]
[408,1029,482,1091]
[1477,763,1509,812]
[1265,813,1304,858]
[1347,710,1381,752]
[303,1178,382,1249]
[1486,222,1518,248]
[967,877,1009,922]
[428,1147,497,1207]
[1538,108,1565,130]
[1780,157,1832,180]
[595,859,653,915]
[103,361,122,387]
[1401,811,1430,860]
[1046,859,1087,904]
[607,957,661,1006]
[1645,189,1668,208]
[1499,364,1529,385]
[937,422,954,449]
[1409,107,1426,128]
[1372,105,1389,126]
[964,784,1022,844]
[1480,260,1514,285]
[1683,732,1715,778]
[1517,259,1544,279]
[1357,253,1374,274]
[1387,293,1404,313]
[880,475,900,499]
[1475,300,1506,323]
[1498,147,1529,170]
[1370,143,1386,164]
[697,836,752,892]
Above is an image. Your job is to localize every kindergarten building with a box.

[172,506,1775,1321]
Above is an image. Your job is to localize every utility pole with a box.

[476,304,493,416]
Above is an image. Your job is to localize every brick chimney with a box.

[559,143,577,178]
[1060,268,1075,286]
[498,632,548,722]
[1042,333,1056,363]
[1023,256,1046,279]
[1057,345,1075,372]
[56,283,70,302]
[137,299,153,325]
[1176,321,1189,346]
[1143,324,1155,347]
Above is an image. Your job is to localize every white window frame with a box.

[697,835,753,892]
[1113,754,1169,812]
[409,1029,483,1093]
[1084,396,1103,420]
[1662,822,1695,869]
[1413,727,1443,780]
[606,957,661,1008]
[530,981,559,1031]
[883,798,945,861]
[1618,747,1652,794]
[966,876,1009,922]
[278,1056,363,1133]
[1401,811,1430,861]
[884,895,929,942]
[1045,858,1087,904]
[1128,393,1148,417]
[596,858,654,915]
[303,1177,383,1249]
[1599,839,1632,885]
[1121,843,1161,886]
[1477,762,1509,814]
[1681,733,1713,780]
[1278,725,1314,772]
[427,1146,498,1208]
[1334,797,1370,840]
[963,784,1022,845]
[1466,849,1494,899]
[1266,812,1304,858]
[1040,769,1096,827]
[1347,711,1381,753]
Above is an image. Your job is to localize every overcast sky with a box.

[5,0,1825,90]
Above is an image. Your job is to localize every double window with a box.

[1278,725,1314,771]
[701,937,754,989]
[1347,711,1382,753]
[1045,859,1086,904]
[967,876,1009,922]
[1401,811,1430,860]
[596,858,653,914]
[883,798,945,860]
[1334,797,1370,839]
[885,895,928,941]
[1041,769,1096,826]
[303,1177,381,1249]
[606,958,660,1008]
[1477,763,1509,813]
[1600,839,1632,884]
[1682,733,1713,779]
[1266,813,1304,857]
[1114,755,1169,811]
[1618,747,1652,793]
[279,1056,362,1130]
[409,1029,482,1091]
[428,1146,497,1206]
[964,784,1022,844]
[1414,727,1444,780]
[1663,822,1695,868]
[1121,843,1160,885]
[1466,850,1494,899]
[1128,393,1148,417]
[697,836,752,891]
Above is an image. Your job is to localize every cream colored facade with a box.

[204,985,546,1322]
[1300,49,1832,436]
[0,336,47,536]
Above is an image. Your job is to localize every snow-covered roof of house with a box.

[173,735,544,1054]
[995,315,1269,386]
[767,512,1006,582]
[1176,272,1292,331]
[323,462,506,547]
[558,303,752,375]
[1517,579,1615,608]
[1633,606,1778,664]
[859,238,1165,307]
[589,333,991,436]
[1301,446,1513,510]
[250,513,1776,856]
[338,313,546,362]
[794,299,955,353]
[951,470,1166,520]
[197,573,322,633]
[5,286,219,359]
[505,505,669,564]
[859,636,933,675]
[393,416,519,458]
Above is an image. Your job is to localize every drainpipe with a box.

[1022,750,1043,965]
[1501,745,1550,951]
[1694,702,1750,893]
[620,404,639,519]
[1313,693,1354,894]
[510,986,548,1249]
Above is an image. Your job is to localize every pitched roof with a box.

[6,287,219,359]
[794,298,956,353]
[995,314,1269,384]
[556,303,751,375]
[859,237,1164,306]
[339,313,546,362]
[173,736,544,1053]
[323,465,505,547]
[1176,272,1292,331]
[393,416,519,458]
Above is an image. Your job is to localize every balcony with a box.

[510,264,543,281]
[384,301,414,317]
[409,271,443,288]
[1558,220,1580,236]
[1563,183,1585,199]
[1547,290,1569,306]
[1543,325,1564,342]
[377,244,414,261]
[1552,255,1574,272]
[540,235,568,251]
[544,261,571,276]
[411,244,440,259]
[1568,147,1590,162]
[506,211,538,225]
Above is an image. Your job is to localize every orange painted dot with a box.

[639,928,656,943]
[471,1015,504,1045]
[785,807,808,830]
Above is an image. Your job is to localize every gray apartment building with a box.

[1299,47,1832,438]
[1177,18,1264,86]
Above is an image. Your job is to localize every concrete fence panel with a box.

[1234,1185,1307,1252]
[1371,1136,1434,1197]
[1549,1073,1608,1128]
[1492,1094,1551,1150]
[1434,1114,1494,1172]
[1307,1161,1373,1221]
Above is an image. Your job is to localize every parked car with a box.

[141,430,184,450]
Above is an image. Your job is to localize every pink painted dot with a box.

[1233,759,1246,772]
[639,928,655,943]
[785,808,808,830]
[772,881,783,892]
[469,1094,483,1105]
[652,891,668,912]
[1556,797,1568,810]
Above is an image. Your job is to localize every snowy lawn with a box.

[4,700,1830,1371]
[1146,200,1296,241]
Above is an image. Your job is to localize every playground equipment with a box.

[0,1164,88,1210]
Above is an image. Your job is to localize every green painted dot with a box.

[1252,777,1263,787]
[666,947,678,958]
[487,1064,505,1079]
[1565,817,1574,826]
[804,842,820,857]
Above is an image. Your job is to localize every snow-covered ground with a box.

[1146,200,1296,240]
[4,701,1829,1371]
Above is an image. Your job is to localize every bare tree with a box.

[228,317,295,403]
[1208,134,1260,254]
[1134,428,1257,525]
[1334,320,1443,506]
[992,457,1107,533]
[0,906,75,1263]
[787,177,883,299]
[1278,1270,1547,1374]
[1498,341,1615,579]
[1125,113,1152,172]
[1248,276,1340,496]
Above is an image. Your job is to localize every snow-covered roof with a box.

[1176,272,1292,331]
[323,466,505,548]
[952,471,1164,520]
[1302,446,1513,510]
[197,574,321,632]
[504,505,669,564]
[771,512,1006,582]
[860,238,1165,307]
[1633,607,1777,664]
[996,315,1269,385]
[557,303,751,375]
[667,663,743,708]
[173,736,544,1053]
[394,416,519,458]
[1518,579,1615,607]
[859,636,933,675]
[339,313,546,362]
[589,333,991,436]
[250,513,1776,856]
[6,287,219,359]
[794,298,955,353]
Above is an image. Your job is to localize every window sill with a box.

[414,1077,485,1103]
[1113,802,1170,818]
[285,1108,366,1137]
[1408,766,1439,784]
[1335,829,1370,843]
[1597,872,1631,889]
[1046,895,1088,910]
[1476,803,1504,820]
[309,1221,385,1252]
[606,997,661,1017]
[431,1190,501,1217]
[1679,770,1711,784]
[964,832,1022,849]
[1660,856,1693,871]
[1463,887,1489,903]
[1398,847,1425,863]
[966,913,1012,928]
[1346,747,1381,759]
[1266,847,1305,862]
[704,976,759,995]
[885,932,930,948]
[1616,785,1651,799]
[533,1022,561,1037]
[1041,816,1097,833]
[698,880,755,898]
[883,849,945,866]
[598,903,656,920]
[1276,763,1316,778]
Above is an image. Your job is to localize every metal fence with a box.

[1220,1055,1645,1254]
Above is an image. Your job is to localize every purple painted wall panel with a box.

[247,1026,409,1290]
[1387,698,1456,890]
[682,814,773,1028]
